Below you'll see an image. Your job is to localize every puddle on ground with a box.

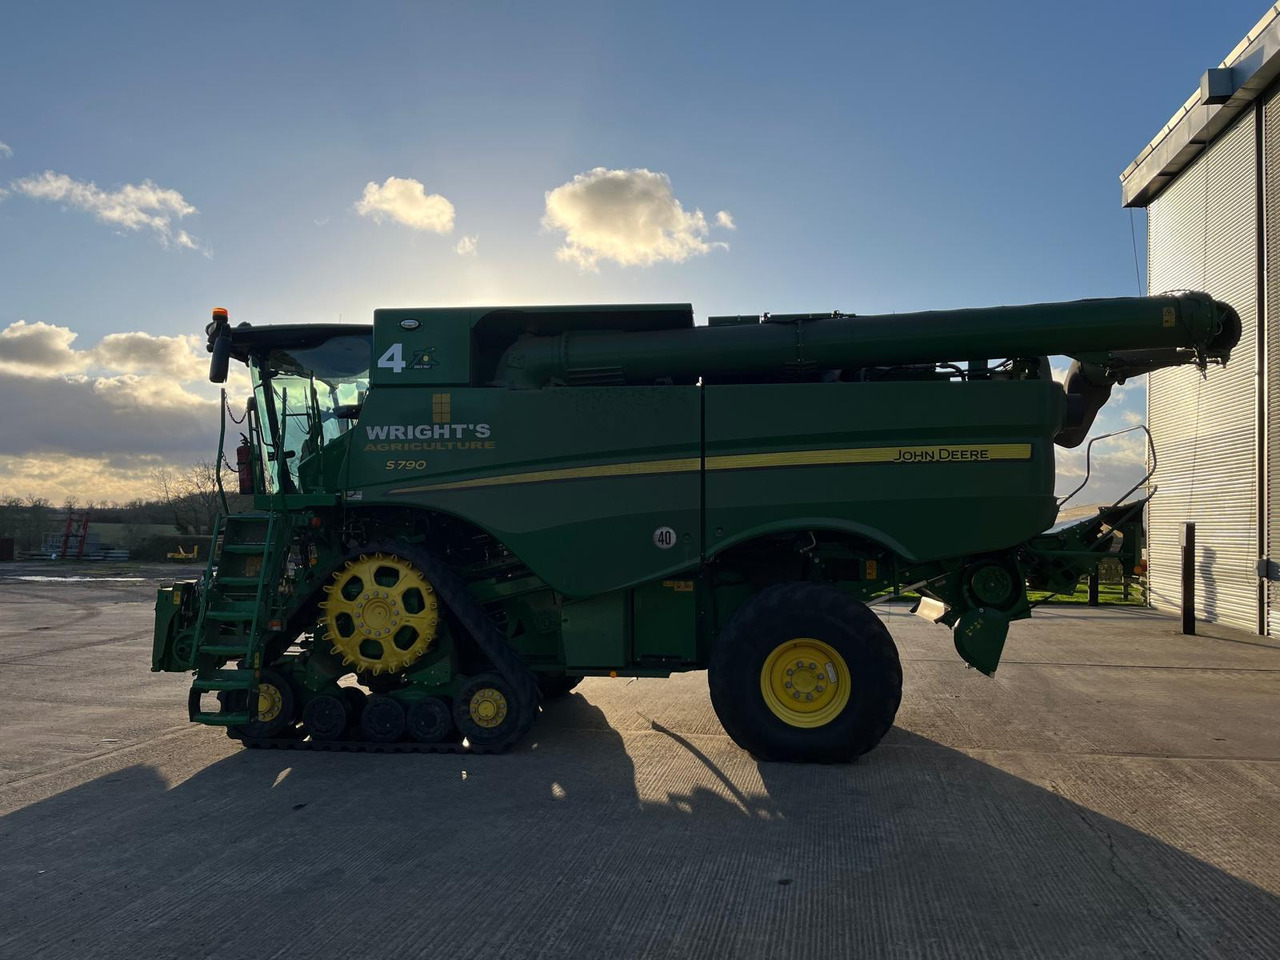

[3,575,148,582]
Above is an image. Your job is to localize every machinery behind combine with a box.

[152,292,1238,761]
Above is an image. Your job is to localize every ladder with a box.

[59,512,90,560]
[187,512,288,726]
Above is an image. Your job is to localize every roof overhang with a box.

[1121,5,1280,207]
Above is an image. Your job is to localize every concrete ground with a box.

[1,566,1278,959]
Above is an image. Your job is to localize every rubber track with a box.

[362,539,541,748]
[250,540,542,753]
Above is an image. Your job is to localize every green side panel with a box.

[633,578,698,662]
[704,380,1063,562]
[561,591,630,668]
[371,308,474,386]
[348,386,701,597]
[152,581,195,670]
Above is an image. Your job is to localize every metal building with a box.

[1121,6,1280,633]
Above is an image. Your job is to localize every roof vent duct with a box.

[1200,67,1238,105]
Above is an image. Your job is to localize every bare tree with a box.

[152,461,222,535]
[0,496,23,539]
[22,496,51,552]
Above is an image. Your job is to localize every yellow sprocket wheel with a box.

[319,552,440,675]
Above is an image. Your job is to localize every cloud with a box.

[0,453,182,504]
[715,210,735,230]
[0,368,215,460]
[354,176,455,233]
[0,317,257,500]
[454,235,478,256]
[0,320,205,380]
[0,320,81,376]
[90,331,206,380]
[0,141,12,160]
[542,167,731,270]
[10,170,205,251]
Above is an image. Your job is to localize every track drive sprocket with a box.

[319,553,440,675]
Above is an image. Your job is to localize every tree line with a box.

[0,461,246,551]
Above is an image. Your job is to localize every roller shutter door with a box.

[1146,106,1259,631]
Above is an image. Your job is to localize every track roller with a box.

[302,694,349,741]
[407,697,454,743]
[226,669,296,740]
[455,673,519,745]
[361,694,407,743]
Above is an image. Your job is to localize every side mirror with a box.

[209,336,231,383]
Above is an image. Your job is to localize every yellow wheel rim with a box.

[468,688,508,729]
[760,638,851,728]
[319,553,440,675]
[256,682,283,723]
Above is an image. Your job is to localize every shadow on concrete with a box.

[1,698,1277,959]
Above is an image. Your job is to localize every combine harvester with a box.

[152,294,1238,760]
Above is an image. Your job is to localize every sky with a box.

[0,0,1268,505]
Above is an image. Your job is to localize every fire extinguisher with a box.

[236,436,254,495]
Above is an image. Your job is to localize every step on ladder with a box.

[187,513,285,726]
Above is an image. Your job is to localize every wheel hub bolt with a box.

[808,662,816,670]
[786,667,794,676]
[806,693,814,701]
[816,685,825,693]
[792,691,800,700]
[784,681,793,689]
[796,660,805,668]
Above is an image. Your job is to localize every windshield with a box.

[251,334,371,494]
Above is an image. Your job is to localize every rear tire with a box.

[708,583,902,763]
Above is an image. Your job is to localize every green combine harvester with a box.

[152,292,1238,761]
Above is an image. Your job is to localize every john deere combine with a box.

[152,293,1238,761]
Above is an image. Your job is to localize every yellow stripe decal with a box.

[389,444,1032,495]
[390,457,701,494]
[706,443,1032,470]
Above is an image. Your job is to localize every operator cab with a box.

[253,334,371,494]
[206,310,372,496]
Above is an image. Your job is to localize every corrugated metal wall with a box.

[1267,90,1280,635]
[1146,106,1259,631]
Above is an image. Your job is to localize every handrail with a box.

[1057,424,1157,509]
[191,513,224,663]
[215,388,229,514]
[244,511,277,679]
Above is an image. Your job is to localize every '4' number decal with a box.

[378,342,437,374]
[378,343,406,373]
